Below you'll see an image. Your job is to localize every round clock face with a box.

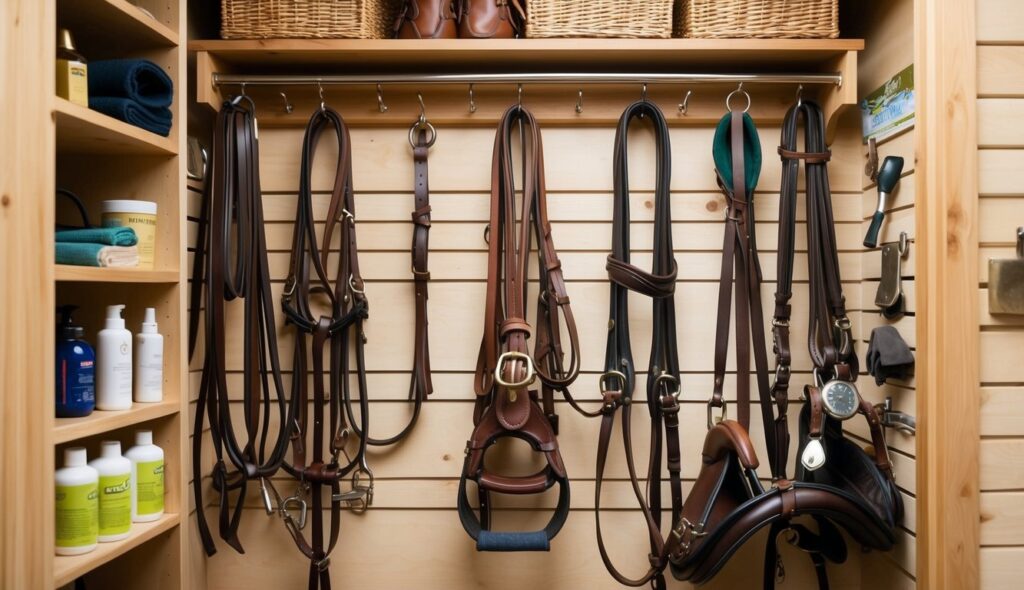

[820,380,859,420]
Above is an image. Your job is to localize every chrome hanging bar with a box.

[212,71,843,88]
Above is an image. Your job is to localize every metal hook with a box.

[280,91,293,114]
[416,92,427,125]
[725,82,752,113]
[575,89,583,114]
[317,82,326,113]
[516,83,523,109]
[641,83,649,102]
[796,84,804,108]
[468,84,477,113]
[376,83,388,113]
[678,89,692,115]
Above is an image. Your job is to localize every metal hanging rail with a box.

[212,71,843,87]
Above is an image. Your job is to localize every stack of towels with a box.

[56,227,140,268]
[88,59,174,137]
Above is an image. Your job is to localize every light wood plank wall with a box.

[976,1,1024,587]
[185,89,907,587]
[848,0,919,586]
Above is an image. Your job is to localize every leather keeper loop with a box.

[499,319,532,339]
[778,146,832,163]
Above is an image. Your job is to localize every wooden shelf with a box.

[189,38,864,70]
[54,400,179,445]
[57,0,178,50]
[54,98,176,156]
[55,265,180,283]
[52,513,181,587]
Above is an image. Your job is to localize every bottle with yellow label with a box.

[55,447,99,555]
[89,441,132,542]
[125,430,164,522]
[56,29,88,107]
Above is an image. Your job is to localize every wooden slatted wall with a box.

[185,109,879,587]
[976,1,1024,587]
[852,1,918,587]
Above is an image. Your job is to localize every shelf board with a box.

[53,513,180,587]
[54,265,180,283]
[54,400,179,445]
[189,38,864,70]
[57,0,178,49]
[54,98,176,156]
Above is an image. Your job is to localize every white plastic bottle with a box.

[89,441,132,542]
[134,308,163,403]
[125,430,164,522]
[55,447,99,555]
[96,304,132,410]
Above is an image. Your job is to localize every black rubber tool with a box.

[863,155,905,248]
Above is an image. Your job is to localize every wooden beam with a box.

[914,0,981,588]
[0,0,55,588]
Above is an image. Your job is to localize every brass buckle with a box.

[671,517,707,554]
[494,351,536,402]
[706,400,728,429]
[598,370,627,393]
[653,371,681,399]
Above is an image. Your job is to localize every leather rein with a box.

[593,99,682,589]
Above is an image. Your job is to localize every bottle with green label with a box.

[125,430,164,522]
[89,440,132,542]
[55,447,98,555]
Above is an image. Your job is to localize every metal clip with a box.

[334,467,374,514]
[875,231,909,318]
[281,493,308,530]
[875,397,917,435]
[259,477,275,515]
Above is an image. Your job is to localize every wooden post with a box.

[0,0,55,588]
[915,0,981,587]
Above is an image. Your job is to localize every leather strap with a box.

[593,99,682,588]
[276,106,373,590]
[459,104,577,550]
[193,97,294,557]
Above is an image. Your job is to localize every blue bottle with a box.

[56,305,95,417]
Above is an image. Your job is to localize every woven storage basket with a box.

[221,0,402,39]
[526,0,675,39]
[675,0,838,39]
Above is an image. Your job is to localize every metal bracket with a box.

[875,397,916,435]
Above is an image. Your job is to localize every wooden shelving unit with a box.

[52,513,181,588]
[54,265,181,283]
[54,400,180,444]
[54,98,177,156]
[47,0,187,588]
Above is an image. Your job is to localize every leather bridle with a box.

[458,104,580,551]
[193,97,296,556]
[593,99,682,589]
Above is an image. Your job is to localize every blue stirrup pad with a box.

[476,530,550,552]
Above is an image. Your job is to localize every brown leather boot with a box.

[457,0,525,38]
[394,0,459,39]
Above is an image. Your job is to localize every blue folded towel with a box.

[56,243,139,267]
[89,97,172,137]
[88,59,173,109]
[56,227,138,246]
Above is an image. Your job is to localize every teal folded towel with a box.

[56,243,139,267]
[56,227,137,246]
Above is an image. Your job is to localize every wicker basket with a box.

[675,0,838,39]
[526,0,675,39]
[221,0,402,39]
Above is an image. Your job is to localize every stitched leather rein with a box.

[593,99,681,589]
